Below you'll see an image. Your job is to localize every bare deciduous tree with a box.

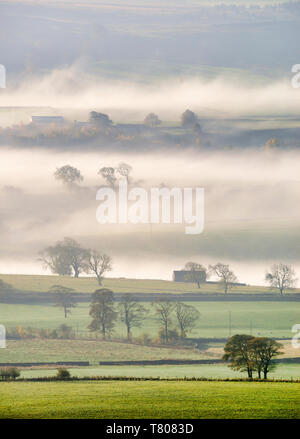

[118,294,146,341]
[86,250,112,285]
[209,263,237,294]
[265,263,297,296]
[175,302,200,338]
[152,299,175,344]
[184,262,207,288]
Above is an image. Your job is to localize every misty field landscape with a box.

[0,0,300,423]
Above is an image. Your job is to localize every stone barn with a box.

[172,270,206,283]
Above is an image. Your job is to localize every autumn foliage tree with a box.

[223,334,282,379]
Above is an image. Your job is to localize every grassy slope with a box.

[0,381,299,419]
[0,339,212,363]
[1,273,299,295]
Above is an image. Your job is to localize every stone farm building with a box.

[172,270,206,283]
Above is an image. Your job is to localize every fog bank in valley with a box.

[1,65,299,124]
[0,146,299,285]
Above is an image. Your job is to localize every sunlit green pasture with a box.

[0,380,299,419]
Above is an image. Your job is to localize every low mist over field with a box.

[0,146,299,284]
[0,64,299,123]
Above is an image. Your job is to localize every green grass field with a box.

[18,363,300,380]
[0,381,299,419]
[0,274,299,381]
[1,273,299,295]
[0,301,298,338]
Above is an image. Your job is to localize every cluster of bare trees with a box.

[184,260,297,295]
[152,300,200,343]
[40,237,112,285]
[88,289,200,342]
[183,261,238,294]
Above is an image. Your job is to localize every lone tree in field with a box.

[175,302,200,339]
[40,237,89,278]
[49,285,77,318]
[265,263,297,296]
[54,165,83,188]
[89,289,117,340]
[209,263,237,294]
[152,299,175,344]
[118,294,146,341]
[223,334,255,379]
[249,337,283,379]
[144,113,161,127]
[85,250,112,285]
[184,262,207,288]
[98,166,117,187]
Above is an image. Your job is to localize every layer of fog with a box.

[0,146,300,285]
[1,64,300,127]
